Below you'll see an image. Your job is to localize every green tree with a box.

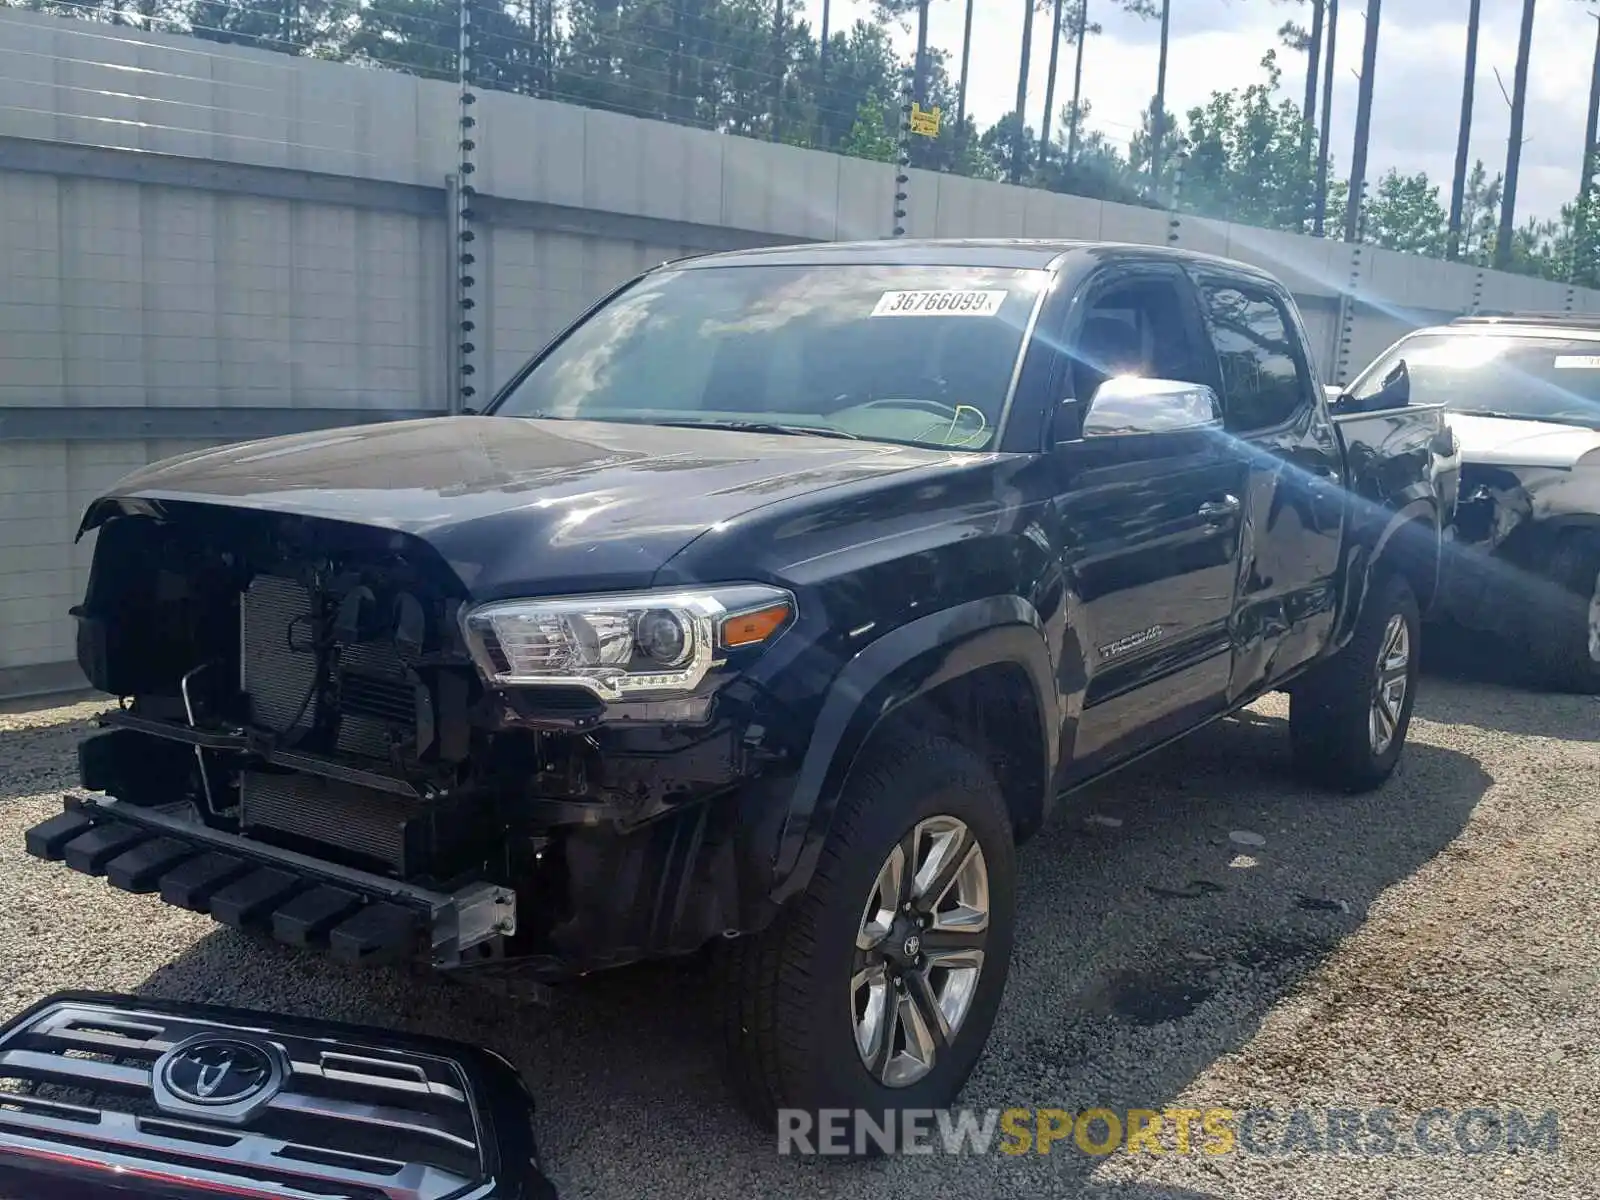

[873,0,934,109]
[1175,51,1315,232]
[29,0,1600,287]
[555,0,801,133]
[810,20,901,151]
[1456,160,1505,266]
[1497,196,1600,284]
[1034,2,1156,162]
[1127,96,1177,197]
[902,48,989,174]
[1361,169,1448,257]
[1037,99,1149,204]
[1572,185,1600,286]
[187,0,342,57]
[838,95,897,161]
[981,110,1038,183]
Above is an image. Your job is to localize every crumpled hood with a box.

[1447,412,1600,468]
[83,415,963,599]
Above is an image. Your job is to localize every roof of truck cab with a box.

[668,238,1282,280]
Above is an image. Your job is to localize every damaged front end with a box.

[27,499,794,977]
[1439,459,1600,637]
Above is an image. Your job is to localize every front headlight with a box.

[460,585,795,699]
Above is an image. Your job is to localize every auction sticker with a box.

[1553,354,1600,369]
[872,289,1007,317]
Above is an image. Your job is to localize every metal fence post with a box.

[1336,248,1363,386]
[445,173,462,406]
[1333,178,1368,385]
[1164,137,1189,246]
[893,66,913,237]
[453,0,480,413]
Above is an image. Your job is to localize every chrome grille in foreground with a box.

[0,992,547,1200]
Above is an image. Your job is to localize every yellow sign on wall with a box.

[909,103,942,137]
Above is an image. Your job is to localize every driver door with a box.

[1049,263,1251,778]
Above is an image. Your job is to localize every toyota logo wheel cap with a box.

[153,1034,287,1125]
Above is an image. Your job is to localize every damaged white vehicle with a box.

[1345,313,1600,691]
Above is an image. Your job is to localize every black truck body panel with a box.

[76,419,960,604]
[32,239,1450,980]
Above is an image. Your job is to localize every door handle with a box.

[1197,495,1241,522]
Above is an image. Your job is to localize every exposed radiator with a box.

[240,770,424,873]
[336,639,419,758]
[240,574,427,760]
[240,574,319,734]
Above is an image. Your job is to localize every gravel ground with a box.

[1,646,1596,1199]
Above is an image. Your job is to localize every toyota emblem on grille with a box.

[154,1035,285,1122]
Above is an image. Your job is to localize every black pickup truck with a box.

[26,239,1453,1127]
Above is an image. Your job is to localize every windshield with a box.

[1350,331,1600,428]
[491,264,1050,450]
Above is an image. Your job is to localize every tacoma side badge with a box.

[1098,625,1165,660]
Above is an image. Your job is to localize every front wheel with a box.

[719,730,1016,1135]
[1290,572,1420,793]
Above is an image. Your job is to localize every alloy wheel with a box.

[1370,613,1411,756]
[851,816,989,1088]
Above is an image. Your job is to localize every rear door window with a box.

[1198,282,1312,432]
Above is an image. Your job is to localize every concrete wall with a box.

[4,6,1600,695]
[0,169,446,411]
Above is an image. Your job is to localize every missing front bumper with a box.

[0,990,556,1199]
[24,794,516,969]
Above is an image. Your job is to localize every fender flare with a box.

[768,595,1059,905]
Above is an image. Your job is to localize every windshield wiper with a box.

[647,419,862,441]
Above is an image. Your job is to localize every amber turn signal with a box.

[720,602,792,648]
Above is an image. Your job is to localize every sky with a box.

[796,0,1600,226]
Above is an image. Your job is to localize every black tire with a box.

[719,729,1016,1136]
[1290,572,1420,793]
[1522,534,1600,694]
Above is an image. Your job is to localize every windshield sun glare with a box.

[1356,332,1600,428]
[493,264,1049,450]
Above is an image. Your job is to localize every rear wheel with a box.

[1523,535,1600,694]
[1290,572,1420,793]
[720,730,1015,1134]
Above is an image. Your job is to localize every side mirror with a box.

[1080,377,1223,440]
